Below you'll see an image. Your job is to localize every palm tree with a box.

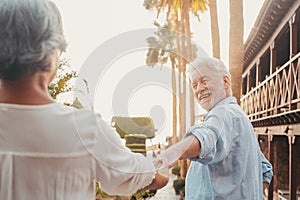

[229,0,244,104]
[144,0,208,178]
[145,21,179,144]
[208,0,220,58]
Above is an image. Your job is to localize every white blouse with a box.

[0,103,155,200]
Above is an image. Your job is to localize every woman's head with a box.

[188,57,232,111]
[0,0,67,81]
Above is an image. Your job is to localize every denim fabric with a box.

[185,97,273,200]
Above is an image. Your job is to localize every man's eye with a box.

[192,84,197,89]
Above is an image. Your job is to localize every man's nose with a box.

[194,84,204,97]
[197,83,205,93]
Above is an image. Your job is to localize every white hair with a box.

[188,57,232,95]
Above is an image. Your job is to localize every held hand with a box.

[143,157,169,190]
[152,156,169,178]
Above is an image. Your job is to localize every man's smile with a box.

[198,92,211,101]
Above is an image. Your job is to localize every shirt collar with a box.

[203,96,237,119]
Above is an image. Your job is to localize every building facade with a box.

[241,0,300,199]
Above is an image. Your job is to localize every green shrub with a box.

[173,177,185,196]
[171,165,181,177]
[131,189,157,200]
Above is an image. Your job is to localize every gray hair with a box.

[0,0,67,80]
[188,57,232,94]
[188,57,231,79]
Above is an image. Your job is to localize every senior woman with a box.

[0,0,167,199]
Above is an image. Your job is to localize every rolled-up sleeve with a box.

[185,109,233,165]
[260,152,273,184]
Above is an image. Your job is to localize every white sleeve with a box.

[92,117,155,196]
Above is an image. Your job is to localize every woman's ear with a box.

[48,52,59,84]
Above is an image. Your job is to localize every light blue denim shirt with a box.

[185,97,273,200]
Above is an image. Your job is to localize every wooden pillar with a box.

[289,14,297,111]
[241,76,244,96]
[273,65,280,115]
[288,136,296,200]
[268,135,274,200]
[256,60,261,116]
[246,72,250,93]
[269,42,276,116]
[270,41,276,74]
[289,14,297,59]
[189,79,195,126]
[256,59,261,85]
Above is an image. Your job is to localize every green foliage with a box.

[171,165,181,177]
[111,116,156,139]
[172,170,185,197]
[95,182,128,200]
[95,187,157,200]
[173,177,185,196]
[144,0,209,68]
[125,135,147,155]
[131,189,157,200]
[96,116,158,199]
[143,0,159,10]
[145,22,176,68]
[96,185,157,200]
[48,59,77,100]
[143,0,208,21]
[145,21,198,69]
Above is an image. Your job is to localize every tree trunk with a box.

[168,8,178,145]
[209,0,221,59]
[183,1,195,127]
[189,79,195,126]
[175,7,187,178]
[171,57,177,143]
[178,1,193,178]
[229,0,244,104]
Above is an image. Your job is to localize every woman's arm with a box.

[143,171,169,190]
[93,117,168,196]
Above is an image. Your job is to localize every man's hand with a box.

[263,182,269,197]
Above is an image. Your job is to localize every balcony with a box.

[241,52,300,127]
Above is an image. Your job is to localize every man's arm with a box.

[260,151,273,185]
[159,135,201,167]
[178,135,201,160]
[260,151,273,197]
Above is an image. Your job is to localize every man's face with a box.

[190,67,226,111]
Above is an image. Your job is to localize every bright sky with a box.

[52,0,264,146]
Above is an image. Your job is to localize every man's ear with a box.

[223,76,230,89]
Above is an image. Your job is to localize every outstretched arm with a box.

[93,117,169,195]
[158,135,201,167]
